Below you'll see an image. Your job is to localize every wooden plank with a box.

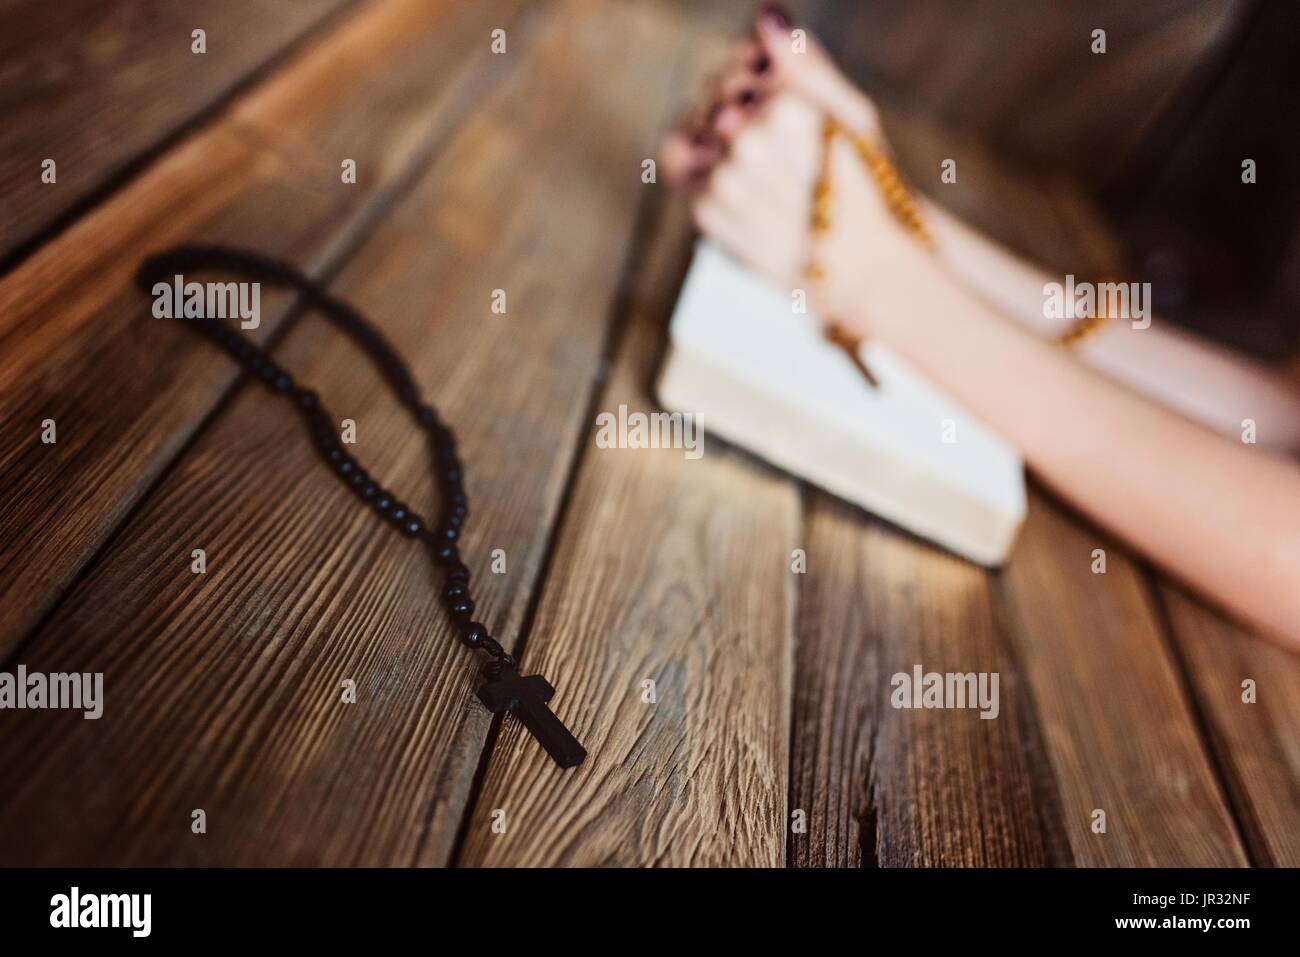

[0,0,535,662]
[781,90,1105,867]
[0,0,353,264]
[997,489,1247,865]
[0,0,716,866]
[1039,141,1299,864]
[789,496,1058,867]
[1158,584,1300,866]
[456,204,799,867]
[876,106,1246,866]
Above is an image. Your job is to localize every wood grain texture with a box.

[456,200,800,868]
[0,0,533,663]
[3,0,1290,871]
[784,83,1140,868]
[0,0,353,263]
[1158,584,1300,866]
[789,496,1058,867]
[0,0,716,866]
[1026,128,1300,866]
[997,489,1247,866]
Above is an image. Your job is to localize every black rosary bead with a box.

[361,481,378,499]
[327,447,344,464]
[435,523,458,542]
[431,542,459,565]
[374,493,393,512]
[337,458,355,476]
[273,373,293,392]
[401,517,422,537]
[296,389,319,409]
[444,581,467,601]
[449,598,475,620]
[390,505,407,523]
[310,412,334,439]
[446,561,470,582]
[460,622,488,648]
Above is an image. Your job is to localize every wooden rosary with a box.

[137,246,587,770]
[805,116,1110,372]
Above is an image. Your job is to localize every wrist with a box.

[832,87,881,139]
[817,224,943,343]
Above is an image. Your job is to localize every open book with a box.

[656,240,1026,566]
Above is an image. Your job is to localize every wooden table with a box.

[1,0,1296,867]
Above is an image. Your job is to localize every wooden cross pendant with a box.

[477,661,586,769]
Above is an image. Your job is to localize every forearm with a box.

[858,247,1300,649]
[921,198,1300,451]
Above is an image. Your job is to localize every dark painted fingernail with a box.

[737,89,758,107]
[752,53,771,74]
[759,3,793,28]
[692,128,721,148]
